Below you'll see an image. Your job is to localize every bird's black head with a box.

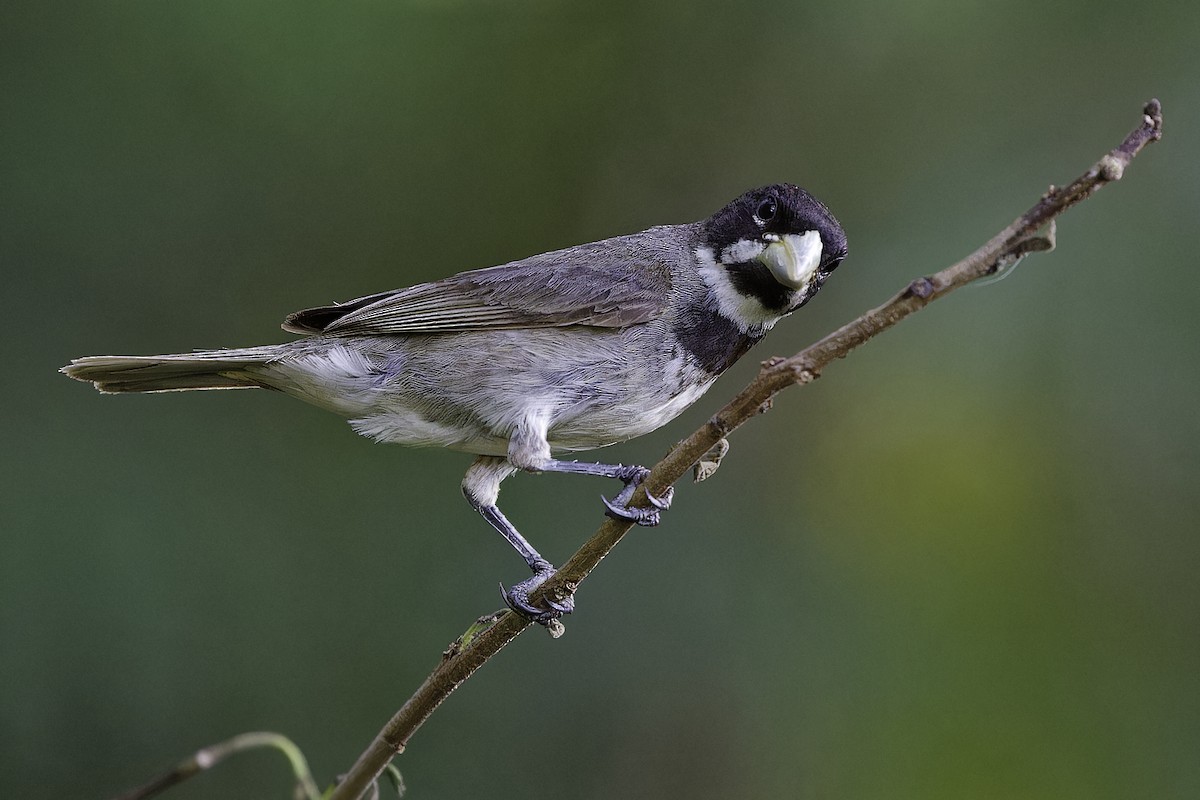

[698,184,847,332]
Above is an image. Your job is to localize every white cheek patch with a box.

[695,246,785,335]
[721,238,766,264]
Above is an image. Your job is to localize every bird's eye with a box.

[754,198,778,225]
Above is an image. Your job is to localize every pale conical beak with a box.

[757,230,824,290]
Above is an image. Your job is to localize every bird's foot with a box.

[602,465,674,526]
[501,559,574,625]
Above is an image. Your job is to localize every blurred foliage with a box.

[2,2,1197,798]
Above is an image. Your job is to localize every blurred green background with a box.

[2,2,1197,798]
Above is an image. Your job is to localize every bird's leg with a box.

[462,456,574,624]
[507,412,673,528]
[536,459,674,526]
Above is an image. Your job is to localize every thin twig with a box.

[110,731,321,800]
[327,99,1162,800]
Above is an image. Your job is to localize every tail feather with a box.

[61,347,280,394]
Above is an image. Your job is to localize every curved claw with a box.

[501,581,557,624]
[646,485,674,510]
[545,593,575,616]
[501,569,574,625]
[602,493,662,527]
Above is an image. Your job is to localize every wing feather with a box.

[282,232,674,335]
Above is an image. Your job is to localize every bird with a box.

[62,184,847,624]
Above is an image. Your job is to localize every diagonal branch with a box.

[329,99,1163,800]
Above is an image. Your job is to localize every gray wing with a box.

[282,233,673,335]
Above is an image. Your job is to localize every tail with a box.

[61,346,283,394]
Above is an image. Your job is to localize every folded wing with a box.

[283,237,672,335]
